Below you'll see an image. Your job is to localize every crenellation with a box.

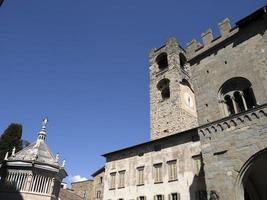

[201,28,214,45]
[186,39,198,55]
[186,18,240,60]
[218,18,232,37]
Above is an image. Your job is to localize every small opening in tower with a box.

[157,78,170,100]
[156,53,168,70]
[179,53,187,69]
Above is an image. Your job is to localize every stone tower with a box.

[149,37,198,140]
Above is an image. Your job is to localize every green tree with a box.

[0,123,23,162]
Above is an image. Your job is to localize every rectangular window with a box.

[139,196,145,200]
[118,171,125,188]
[154,195,164,200]
[169,193,180,200]
[167,160,177,181]
[96,191,101,198]
[137,167,144,185]
[154,163,163,183]
[110,172,116,189]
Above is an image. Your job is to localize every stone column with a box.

[231,95,238,114]
[50,178,55,195]
[240,92,248,110]
[25,173,33,192]
[219,99,228,116]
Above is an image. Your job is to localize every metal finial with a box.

[42,117,48,128]
[37,117,48,141]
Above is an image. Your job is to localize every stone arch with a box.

[157,78,170,100]
[218,77,257,117]
[235,148,267,200]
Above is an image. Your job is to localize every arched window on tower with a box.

[179,53,187,70]
[218,77,256,116]
[157,78,170,100]
[156,53,168,70]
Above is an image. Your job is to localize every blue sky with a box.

[0,0,265,183]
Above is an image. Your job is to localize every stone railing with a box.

[198,104,267,139]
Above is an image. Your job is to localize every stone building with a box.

[59,187,84,200]
[91,167,105,200]
[102,5,267,200]
[71,179,94,200]
[0,118,67,200]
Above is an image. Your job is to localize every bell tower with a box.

[149,37,198,140]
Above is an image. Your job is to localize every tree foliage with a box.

[0,123,23,162]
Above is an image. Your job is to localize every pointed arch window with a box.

[218,77,256,116]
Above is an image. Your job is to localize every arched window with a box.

[156,53,168,70]
[157,78,170,100]
[179,53,187,69]
[218,77,256,116]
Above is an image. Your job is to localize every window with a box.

[110,172,116,189]
[139,196,146,200]
[179,53,187,69]
[137,167,144,185]
[100,176,103,184]
[118,171,125,188]
[154,163,163,183]
[96,191,101,198]
[218,77,256,116]
[156,53,168,70]
[169,193,180,200]
[154,195,164,200]
[167,160,177,181]
[157,79,170,100]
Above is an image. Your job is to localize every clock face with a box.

[184,93,194,108]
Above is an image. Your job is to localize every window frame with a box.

[153,163,163,183]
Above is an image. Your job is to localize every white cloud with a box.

[70,175,87,183]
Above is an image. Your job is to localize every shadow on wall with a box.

[0,182,24,200]
[189,159,208,200]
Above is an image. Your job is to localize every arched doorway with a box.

[237,149,267,200]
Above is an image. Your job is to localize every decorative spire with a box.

[38,117,48,141]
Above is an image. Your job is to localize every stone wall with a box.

[71,180,93,200]
[92,171,104,200]
[199,104,267,200]
[189,15,267,126]
[149,38,198,140]
[103,130,206,200]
